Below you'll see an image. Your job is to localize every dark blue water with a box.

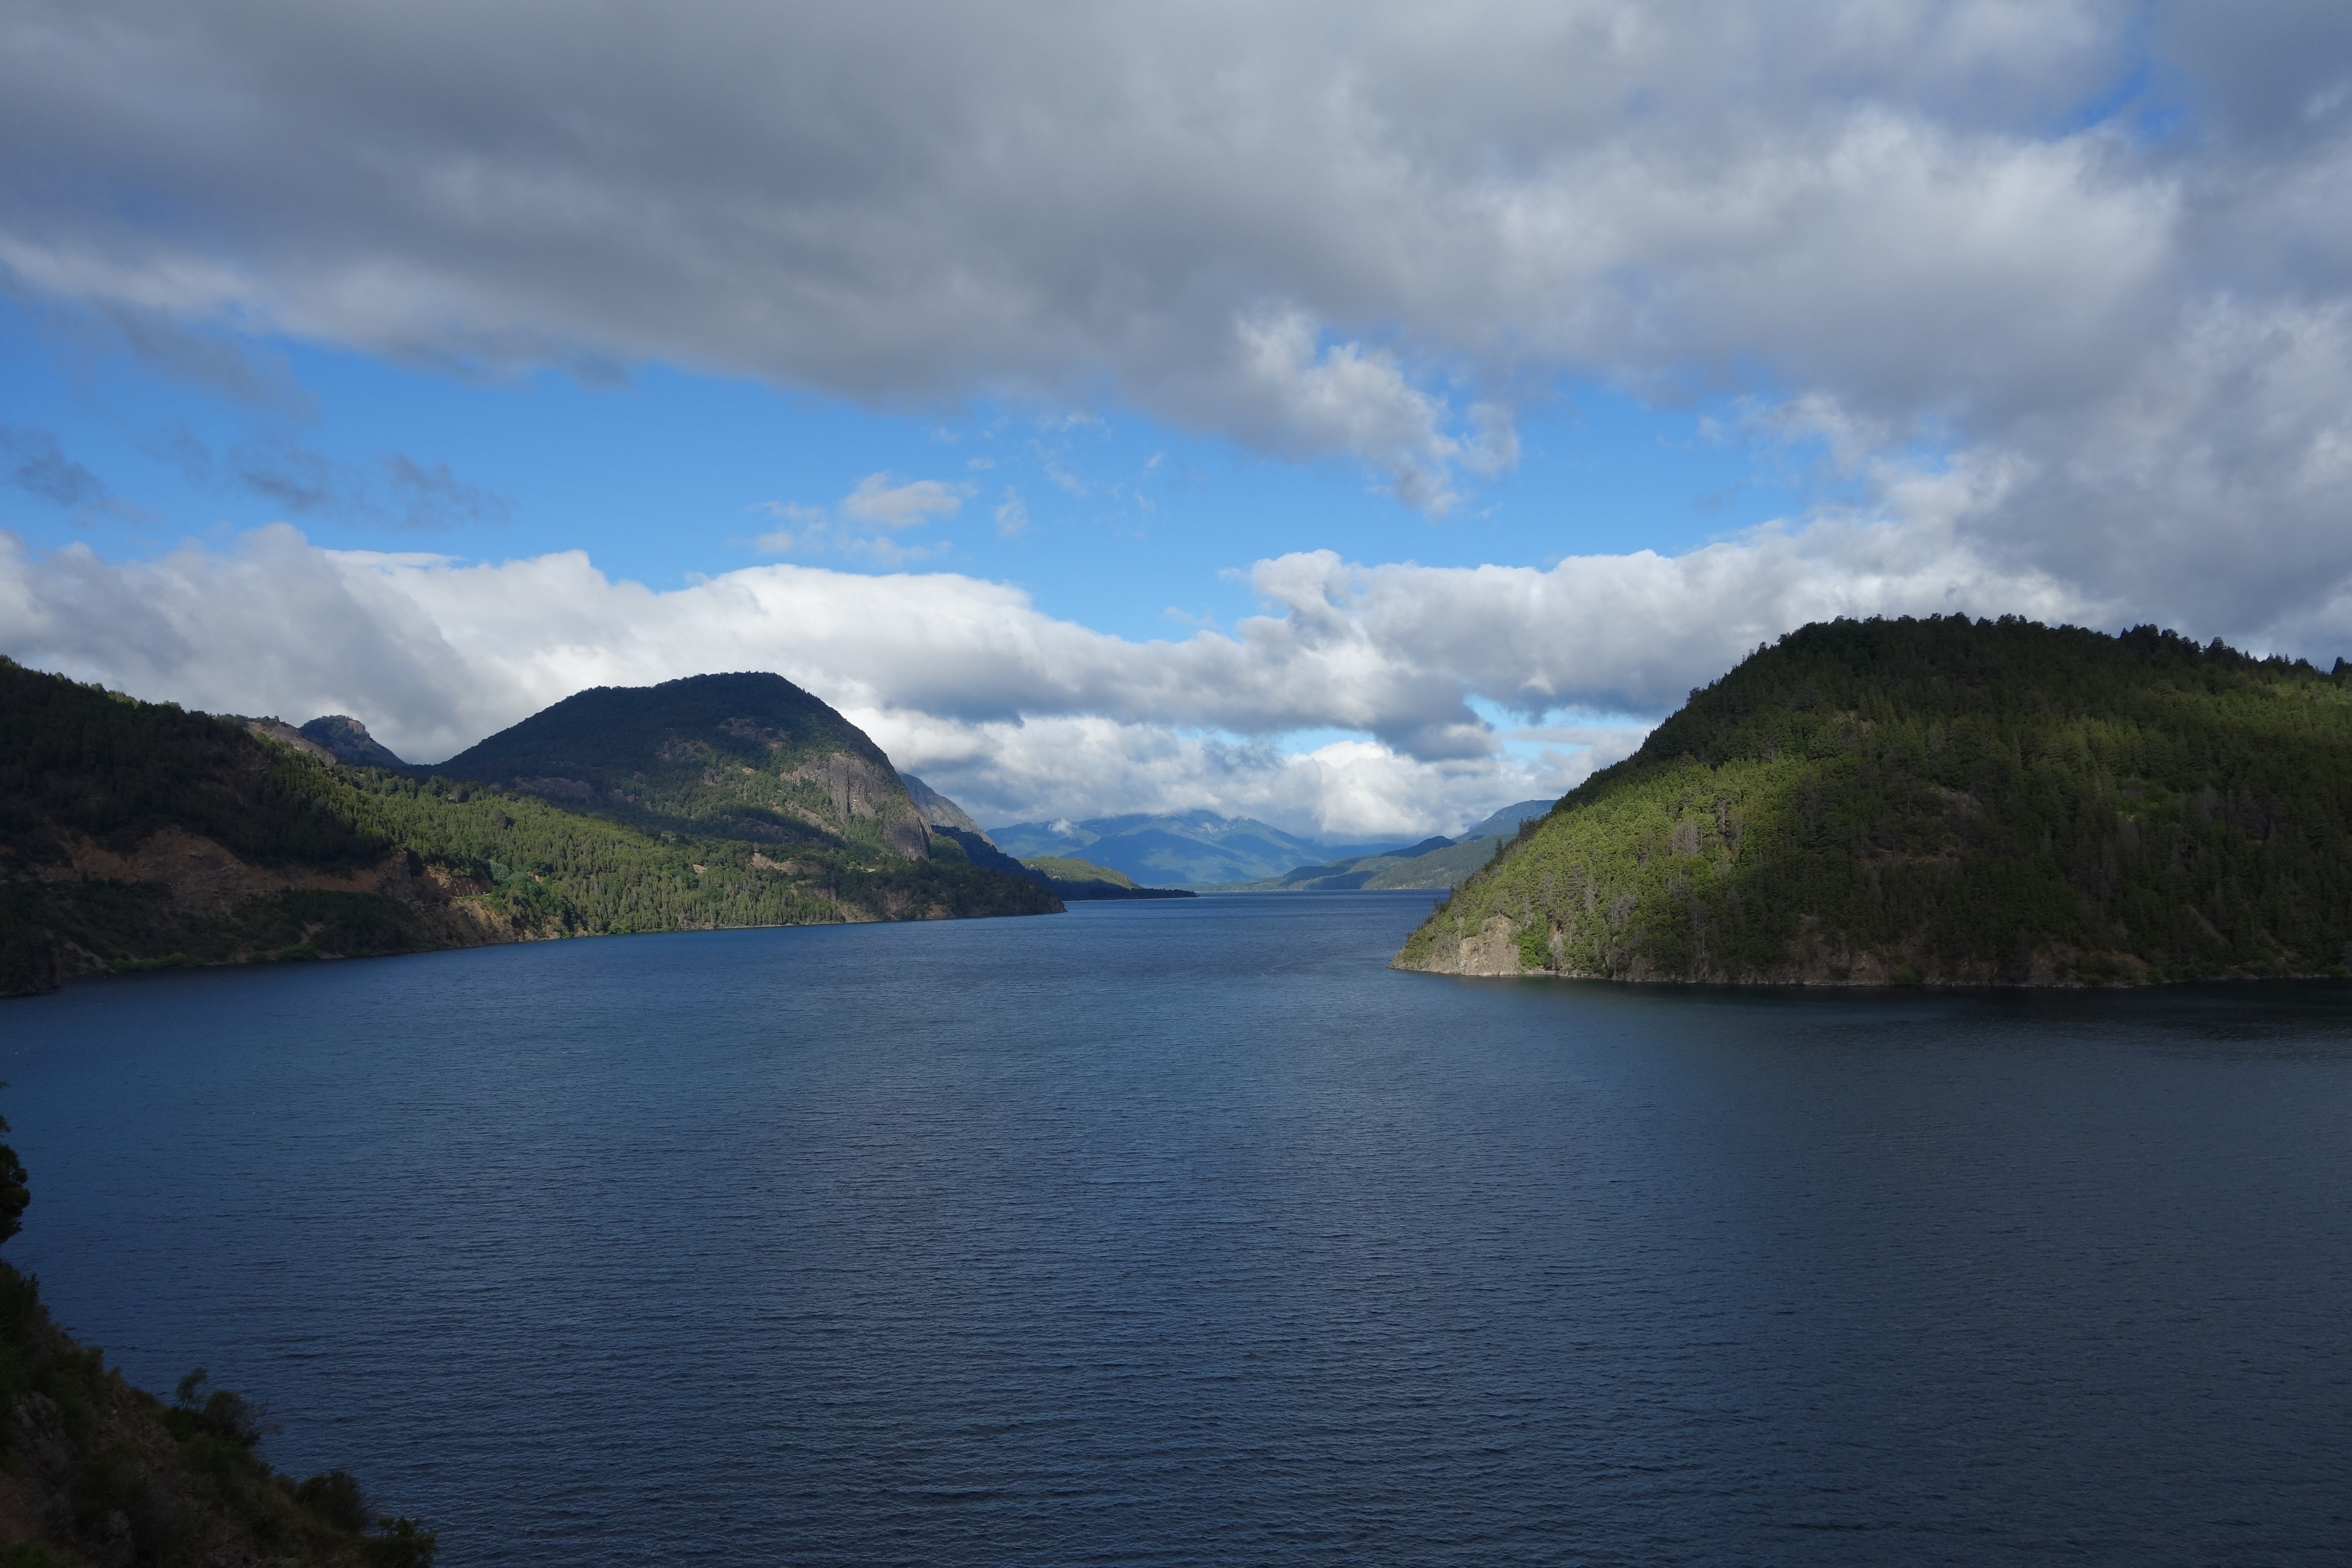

[5,892,2350,1565]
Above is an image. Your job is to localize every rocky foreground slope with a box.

[0,1108,432,1566]
[1394,617,2352,986]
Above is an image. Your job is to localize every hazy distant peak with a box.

[901,774,990,842]
[1461,799,1554,840]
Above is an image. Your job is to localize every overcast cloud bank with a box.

[4,2,2351,632]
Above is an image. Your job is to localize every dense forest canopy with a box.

[1396,616,2352,986]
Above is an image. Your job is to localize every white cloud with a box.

[748,500,827,555]
[750,477,966,563]
[17,508,2322,837]
[992,488,1029,537]
[838,472,967,529]
[1222,310,1492,512]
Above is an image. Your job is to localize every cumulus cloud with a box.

[1220,310,1494,512]
[750,472,969,564]
[2,511,2242,835]
[838,473,967,528]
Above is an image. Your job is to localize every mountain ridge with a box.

[1218,799,1557,892]
[987,811,1423,889]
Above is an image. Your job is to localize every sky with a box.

[4,1,2350,839]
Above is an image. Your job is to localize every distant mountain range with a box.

[903,776,1194,901]
[987,812,1426,889]
[1218,800,1556,891]
[984,802,1558,890]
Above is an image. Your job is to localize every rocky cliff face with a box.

[789,753,932,857]
[298,714,413,770]
[901,773,989,838]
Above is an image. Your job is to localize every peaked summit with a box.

[439,671,935,859]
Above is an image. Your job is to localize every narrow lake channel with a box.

[7,892,2349,1565]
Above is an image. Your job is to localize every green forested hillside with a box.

[1394,617,2352,985]
[0,661,1057,998]
[1021,855,1137,889]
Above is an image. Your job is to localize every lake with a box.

[5,892,2350,1565]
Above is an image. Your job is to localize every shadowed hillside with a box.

[1395,617,2352,985]
[436,672,937,859]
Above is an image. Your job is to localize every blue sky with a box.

[4,1,2350,837]
[0,290,1819,644]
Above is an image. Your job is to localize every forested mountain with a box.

[1395,617,2352,985]
[437,672,938,859]
[1014,855,1194,901]
[0,661,1056,998]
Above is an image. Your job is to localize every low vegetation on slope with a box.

[0,661,1056,998]
[0,1108,432,1565]
[1395,617,2352,985]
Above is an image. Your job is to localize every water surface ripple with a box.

[7,893,2350,1564]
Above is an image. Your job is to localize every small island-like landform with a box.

[1395,616,2352,985]
[1020,854,1136,888]
[0,1106,433,1565]
[0,662,1060,998]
